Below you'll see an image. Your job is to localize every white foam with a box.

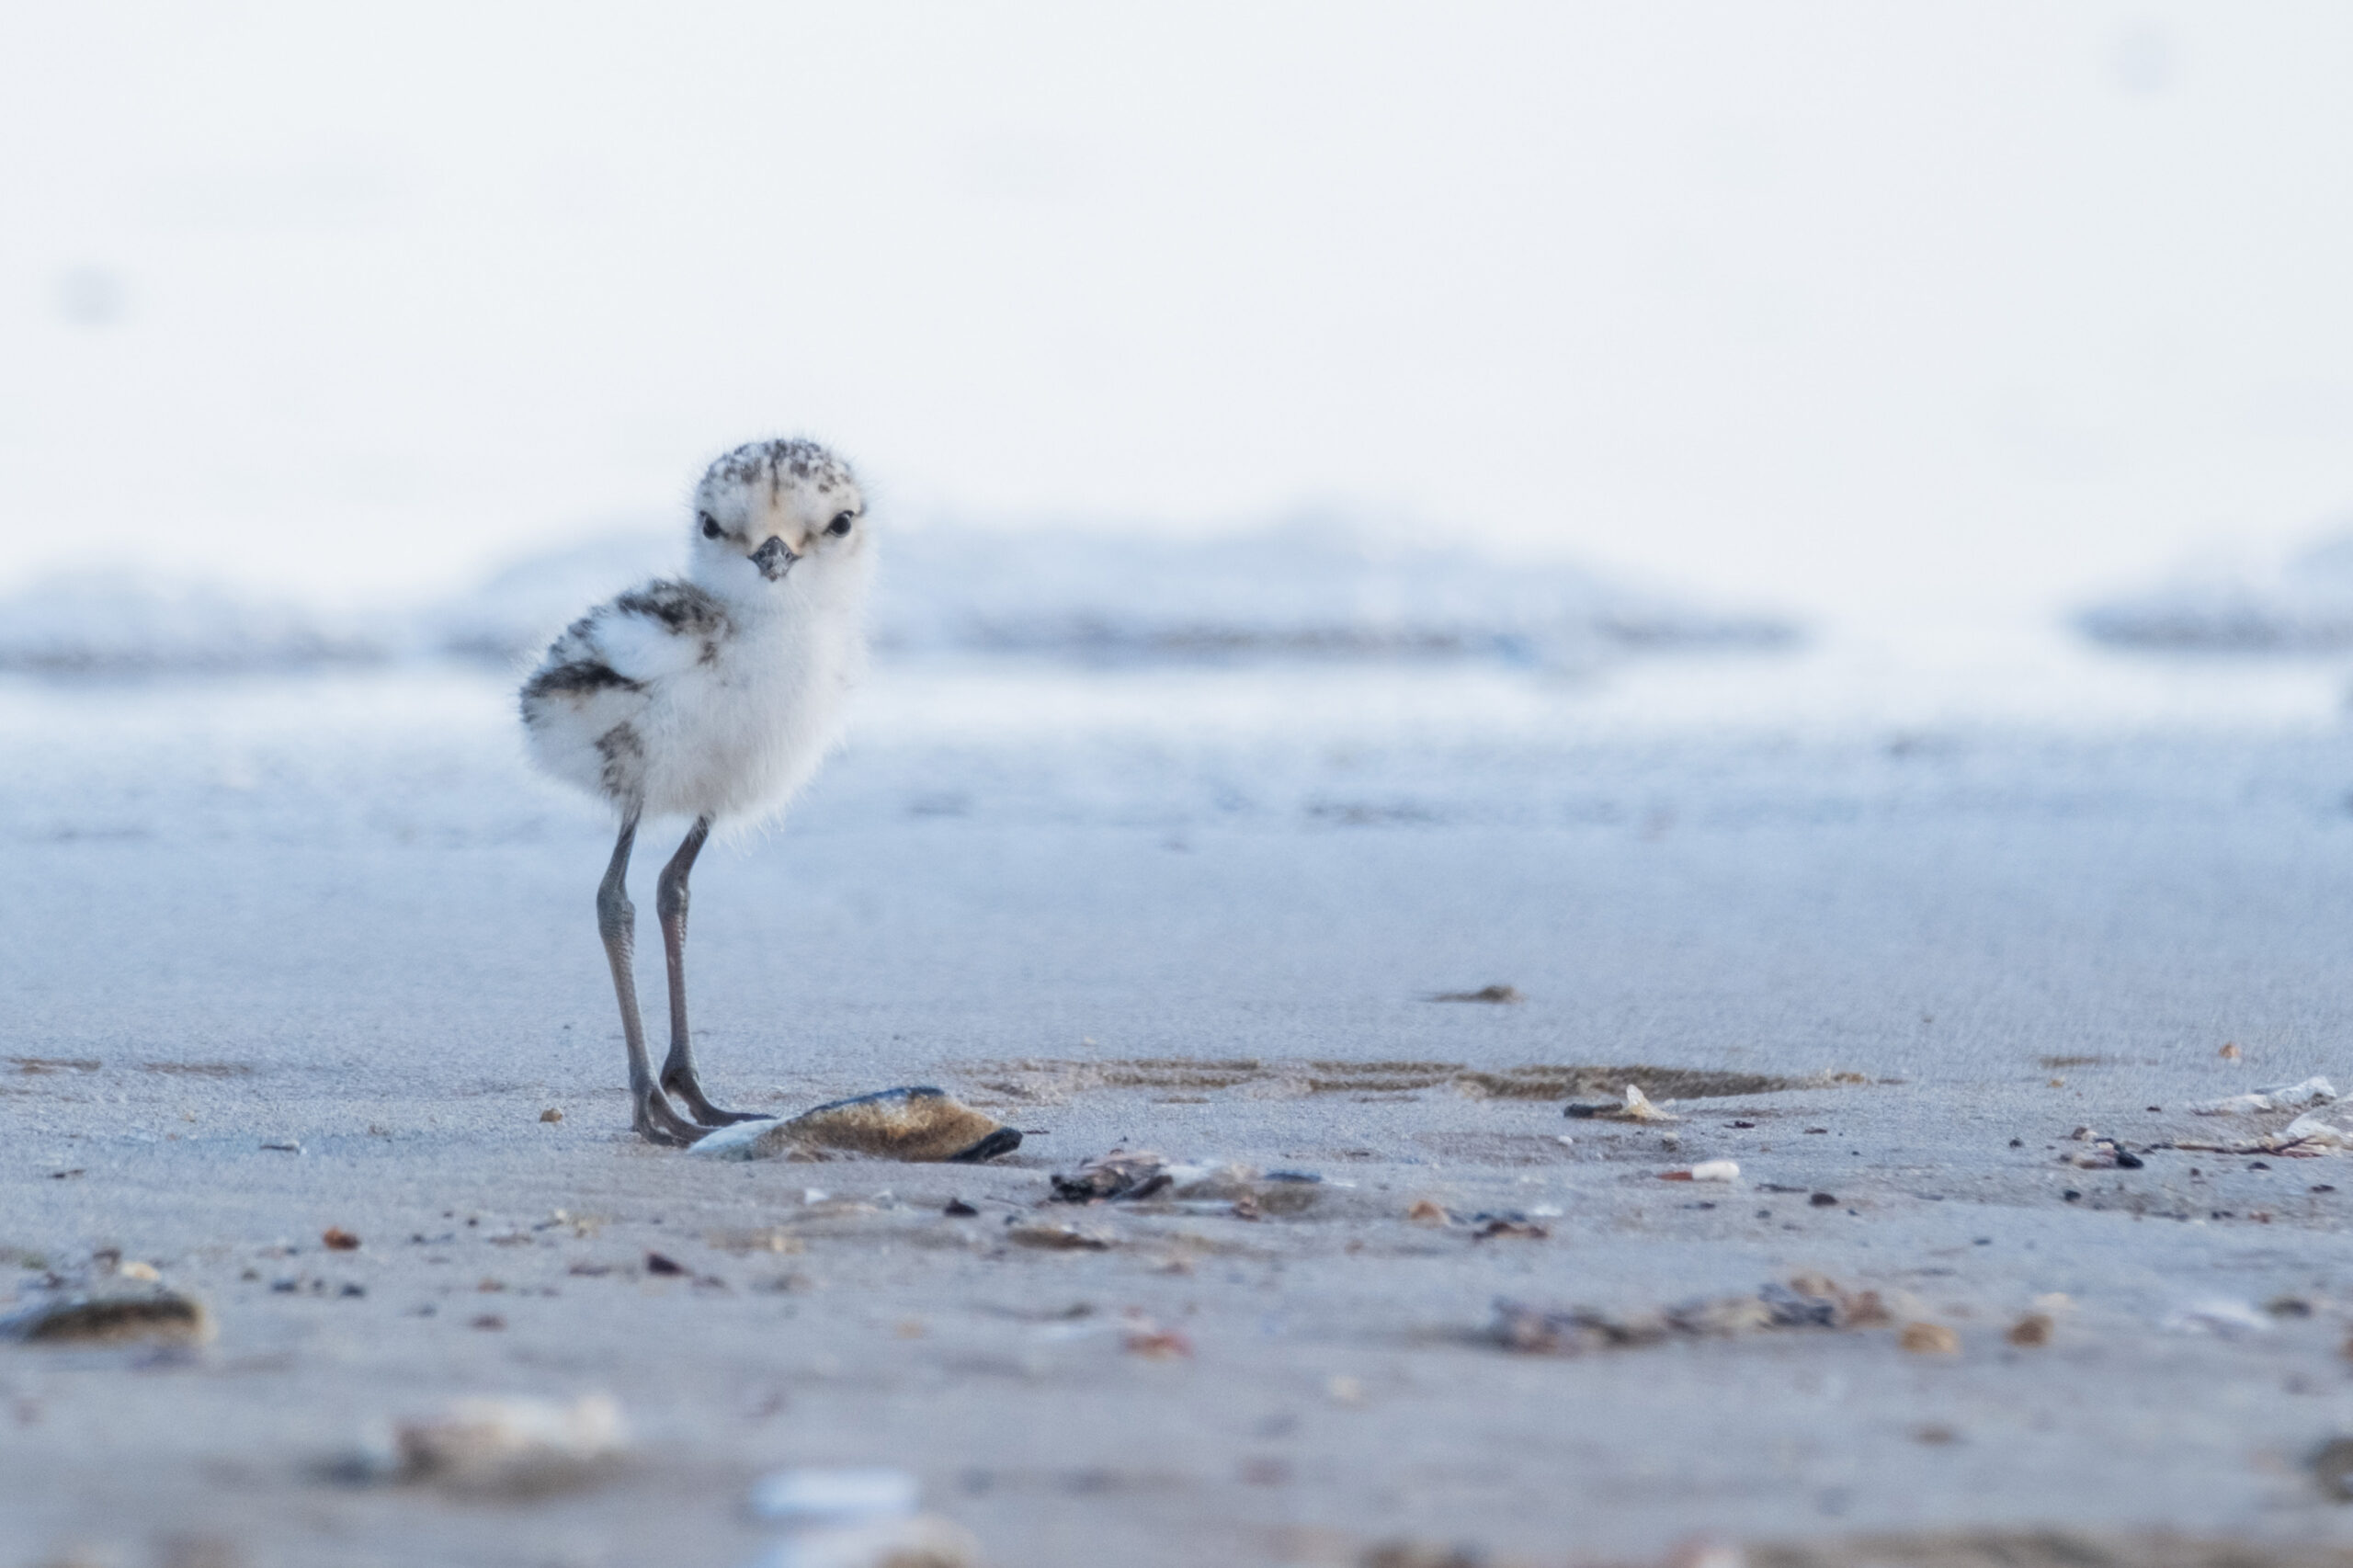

[868,514,1793,663]
[2077,524,2353,653]
[0,517,1797,676]
[432,514,1797,669]
[0,571,389,675]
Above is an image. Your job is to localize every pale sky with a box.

[5,3,2353,634]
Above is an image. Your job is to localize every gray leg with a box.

[656,816,767,1126]
[598,808,704,1146]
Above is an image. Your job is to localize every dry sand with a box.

[10,662,2353,1566]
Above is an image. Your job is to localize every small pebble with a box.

[1472,1219,1549,1240]
[322,1228,360,1252]
[540,1108,563,1124]
[1123,1324,1193,1359]
[2006,1312,2053,1347]
[1004,1220,1114,1251]
[1,1290,214,1346]
[1899,1322,1961,1356]
[1809,1192,1838,1208]
[362,1393,626,1496]
[1429,983,1523,1004]
[1405,1199,1449,1225]
[644,1253,687,1277]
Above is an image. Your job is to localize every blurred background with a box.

[6,2,2353,712]
[18,15,2353,1562]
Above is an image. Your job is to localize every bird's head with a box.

[687,437,870,601]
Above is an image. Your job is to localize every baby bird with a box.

[520,438,874,1145]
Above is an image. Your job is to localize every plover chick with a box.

[520,438,873,1145]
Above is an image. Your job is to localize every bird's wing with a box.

[588,610,704,685]
[582,581,731,685]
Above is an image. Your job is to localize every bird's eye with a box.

[825,512,856,537]
[699,513,722,540]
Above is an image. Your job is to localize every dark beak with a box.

[751,536,800,581]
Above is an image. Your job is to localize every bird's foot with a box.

[633,1089,709,1147]
[661,1070,774,1129]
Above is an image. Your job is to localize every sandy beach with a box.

[7,649,2353,1566]
[13,4,2353,1561]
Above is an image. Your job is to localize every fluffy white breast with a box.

[518,564,871,824]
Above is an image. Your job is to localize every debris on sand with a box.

[1428,984,1524,1004]
[1563,1085,1679,1123]
[1407,1199,1450,1225]
[1472,1218,1549,1240]
[746,1466,979,1568]
[540,1108,563,1123]
[1493,1277,1887,1354]
[1743,1528,2353,1566]
[1660,1160,1741,1184]
[2166,1104,2353,1158]
[1004,1219,1115,1251]
[1,1290,214,1347]
[688,1087,1021,1164]
[2191,1076,2336,1115]
[2007,1312,2054,1347]
[2273,1108,2353,1153]
[1171,1164,1325,1215]
[1123,1316,1194,1358]
[2162,1299,2271,1338]
[1048,1151,1325,1216]
[1050,1149,1171,1203]
[2061,1131,2144,1169]
[969,1055,1818,1106]
[322,1228,360,1251]
[341,1395,627,1496]
[745,1515,978,1568]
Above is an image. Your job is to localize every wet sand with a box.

[10,662,2353,1566]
